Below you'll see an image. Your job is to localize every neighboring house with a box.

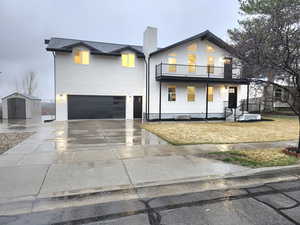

[2,92,41,119]
[262,77,293,111]
[45,27,250,121]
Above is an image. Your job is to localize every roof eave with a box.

[150,30,233,56]
[46,48,145,58]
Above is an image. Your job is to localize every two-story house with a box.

[45,27,250,121]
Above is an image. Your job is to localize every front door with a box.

[133,96,143,119]
[228,87,238,109]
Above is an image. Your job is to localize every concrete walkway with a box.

[0,120,297,203]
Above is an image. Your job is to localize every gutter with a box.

[52,52,56,121]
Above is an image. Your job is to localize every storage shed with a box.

[2,92,41,119]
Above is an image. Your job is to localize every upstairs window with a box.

[74,50,90,64]
[168,57,177,72]
[207,56,214,74]
[206,45,214,53]
[122,53,135,67]
[207,87,214,102]
[187,43,197,51]
[188,54,197,73]
[168,86,176,101]
[187,86,196,102]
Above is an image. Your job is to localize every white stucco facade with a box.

[50,27,248,121]
[55,48,145,121]
[148,38,247,119]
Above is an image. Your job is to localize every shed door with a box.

[7,98,26,119]
[68,95,126,120]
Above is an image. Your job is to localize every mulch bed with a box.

[0,132,35,154]
[283,147,300,158]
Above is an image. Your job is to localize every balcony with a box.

[155,63,248,84]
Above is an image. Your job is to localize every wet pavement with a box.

[2,178,300,225]
[0,119,298,210]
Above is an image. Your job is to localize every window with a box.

[188,54,197,73]
[187,86,196,102]
[207,87,214,102]
[168,57,177,72]
[207,56,214,74]
[206,45,214,53]
[122,53,135,67]
[187,43,197,51]
[275,88,282,100]
[168,86,176,101]
[74,50,90,64]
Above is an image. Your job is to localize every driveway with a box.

[1,119,290,210]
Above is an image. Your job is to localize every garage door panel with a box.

[68,95,125,120]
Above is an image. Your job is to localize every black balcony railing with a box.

[155,63,242,80]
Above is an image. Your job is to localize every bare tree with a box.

[228,0,300,151]
[22,71,38,96]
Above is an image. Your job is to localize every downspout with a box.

[147,56,151,121]
[144,57,148,120]
[247,83,250,112]
[52,52,56,121]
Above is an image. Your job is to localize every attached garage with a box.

[67,95,126,120]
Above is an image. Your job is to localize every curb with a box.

[1,165,300,216]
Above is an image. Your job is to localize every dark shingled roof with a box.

[46,37,145,57]
[45,30,233,57]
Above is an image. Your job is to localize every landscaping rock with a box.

[0,132,34,154]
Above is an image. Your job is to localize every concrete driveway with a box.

[0,119,253,211]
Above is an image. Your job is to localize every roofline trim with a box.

[61,41,102,52]
[150,30,234,56]
[46,48,145,58]
[2,92,41,100]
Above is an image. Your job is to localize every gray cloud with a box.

[0,0,240,100]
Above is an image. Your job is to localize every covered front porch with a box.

[147,81,250,121]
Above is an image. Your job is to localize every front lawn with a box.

[141,116,299,145]
[206,148,299,168]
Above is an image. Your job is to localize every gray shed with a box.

[2,92,41,119]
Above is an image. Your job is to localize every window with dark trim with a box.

[168,86,176,101]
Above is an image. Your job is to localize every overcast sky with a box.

[0,0,241,101]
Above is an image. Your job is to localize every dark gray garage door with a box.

[68,95,126,120]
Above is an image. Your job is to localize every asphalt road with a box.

[2,179,300,225]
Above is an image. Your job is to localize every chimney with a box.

[143,26,157,57]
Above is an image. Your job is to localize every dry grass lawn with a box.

[207,148,299,167]
[141,116,299,145]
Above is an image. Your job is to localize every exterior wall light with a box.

[56,94,67,103]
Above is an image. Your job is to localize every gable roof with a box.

[150,30,234,56]
[2,92,41,100]
[45,30,233,58]
[46,37,145,57]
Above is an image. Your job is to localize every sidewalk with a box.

[0,120,297,209]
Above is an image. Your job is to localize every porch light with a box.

[224,58,232,64]
[56,94,67,103]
